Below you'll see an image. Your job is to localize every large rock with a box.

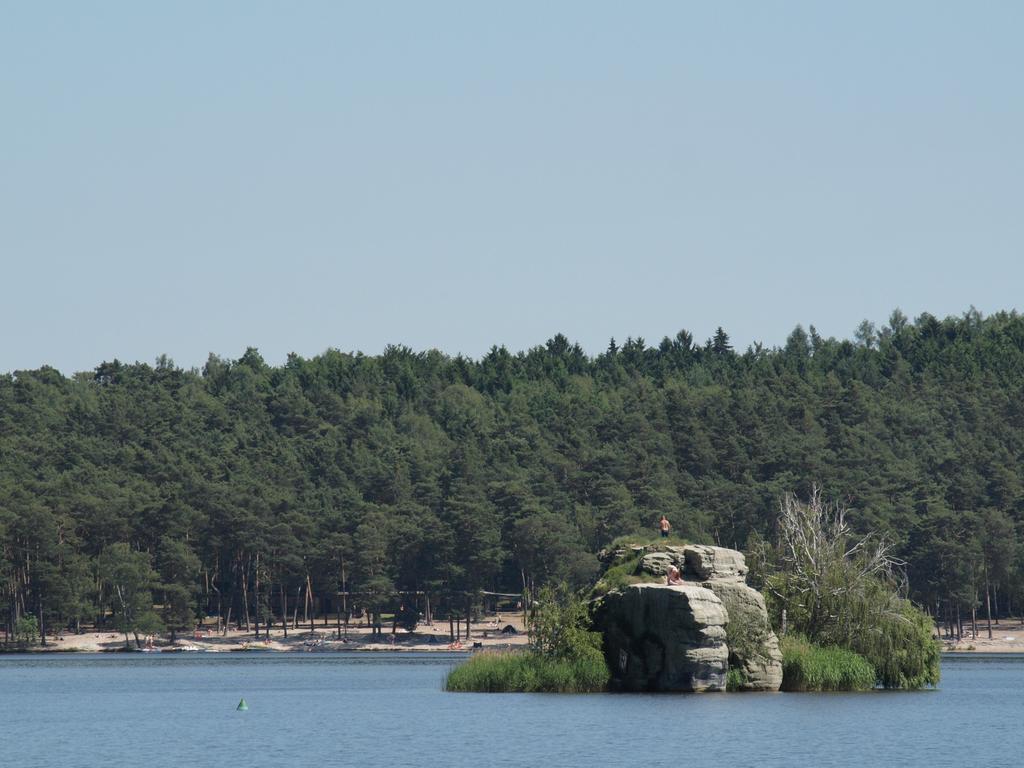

[635,544,748,582]
[594,584,729,692]
[683,545,748,582]
[593,543,782,693]
[639,547,686,576]
[702,580,783,691]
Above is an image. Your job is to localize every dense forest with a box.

[2,308,1023,644]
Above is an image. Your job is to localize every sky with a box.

[2,2,1022,374]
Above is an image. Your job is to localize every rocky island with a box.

[592,544,782,692]
[448,493,940,694]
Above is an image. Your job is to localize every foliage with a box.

[2,309,1024,642]
[761,489,940,688]
[395,602,419,633]
[726,666,749,692]
[157,536,201,638]
[14,615,39,647]
[446,584,610,693]
[99,543,164,646]
[529,584,605,668]
[859,597,941,689]
[589,538,689,597]
[779,635,877,692]
[725,601,773,671]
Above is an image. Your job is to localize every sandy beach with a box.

[17,613,530,654]
[936,618,1024,653]
[12,616,1024,654]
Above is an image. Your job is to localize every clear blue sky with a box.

[3,2,1022,374]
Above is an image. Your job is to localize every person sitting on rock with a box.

[666,565,684,585]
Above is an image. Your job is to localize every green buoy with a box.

[237,698,248,711]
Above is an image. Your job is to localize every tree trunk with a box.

[211,567,222,633]
[280,583,288,638]
[341,561,347,618]
[38,592,46,647]
[240,557,251,633]
[252,553,261,639]
[986,575,993,640]
[306,574,314,632]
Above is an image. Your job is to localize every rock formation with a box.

[683,544,748,582]
[592,544,783,692]
[703,579,784,691]
[596,583,729,692]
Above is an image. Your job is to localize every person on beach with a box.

[658,515,671,538]
[667,566,684,586]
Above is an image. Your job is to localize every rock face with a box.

[639,547,686,576]
[593,544,783,692]
[683,544,748,582]
[596,584,729,692]
[703,580,784,691]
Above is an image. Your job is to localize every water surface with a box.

[0,652,1016,767]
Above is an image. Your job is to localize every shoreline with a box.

[933,618,1024,653]
[8,618,1024,655]
[3,615,530,654]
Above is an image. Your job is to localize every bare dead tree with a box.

[773,485,906,639]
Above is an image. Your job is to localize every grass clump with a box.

[589,536,688,598]
[590,557,663,598]
[780,635,876,692]
[445,584,610,693]
[445,650,609,693]
[726,667,749,692]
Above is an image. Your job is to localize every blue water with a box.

[0,652,1018,767]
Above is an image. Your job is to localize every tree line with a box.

[2,307,1023,644]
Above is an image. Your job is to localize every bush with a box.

[14,615,40,647]
[762,488,940,689]
[528,584,604,662]
[726,667,749,692]
[780,635,876,692]
[446,584,610,693]
[854,597,940,689]
[395,602,419,633]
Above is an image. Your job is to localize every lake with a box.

[0,652,1017,767]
